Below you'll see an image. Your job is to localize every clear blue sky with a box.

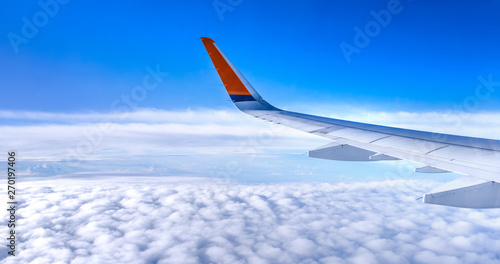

[1,0,500,113]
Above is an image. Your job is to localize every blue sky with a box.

[3,2,500,262]
[2,0,500,113]
[1,1,500,183]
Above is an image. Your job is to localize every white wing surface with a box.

[201,37,500,208]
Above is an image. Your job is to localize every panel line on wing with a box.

[425,145,450,155]
[369,135,392,144]
[279,111,500,152]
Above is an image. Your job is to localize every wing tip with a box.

[200,37,215,44]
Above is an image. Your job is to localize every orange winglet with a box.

[201,37,252,96]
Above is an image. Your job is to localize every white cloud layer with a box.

[2,108,500,162]
[0,109,325,161]
[1,177,500,264]
[2,108,500,183]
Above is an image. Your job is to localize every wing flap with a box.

[423,176,500,208]
[415,166,449,173]
[308,142,378,161]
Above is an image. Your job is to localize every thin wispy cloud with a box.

[3,108,500,163]
[0,109,251,125]
[0,109,324,161]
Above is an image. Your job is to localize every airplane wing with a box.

[200,37,500,208]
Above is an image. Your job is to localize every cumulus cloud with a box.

[1,177,500,264]
[1,108,499,264]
